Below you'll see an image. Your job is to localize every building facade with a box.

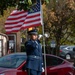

[0,33,8,56]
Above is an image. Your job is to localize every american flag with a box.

[5,0,42,34]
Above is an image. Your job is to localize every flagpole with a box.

[42,23,47,75]
[40,0,47,75]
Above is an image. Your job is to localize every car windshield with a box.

[60,45,68,50]
[0,54,27,68]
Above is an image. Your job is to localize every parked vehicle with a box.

[60,46,75,59]
[0,52,74,75]
[60,45,68,50]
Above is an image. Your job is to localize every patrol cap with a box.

[27,29,38,35]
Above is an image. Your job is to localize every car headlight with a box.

[0,73,5,75]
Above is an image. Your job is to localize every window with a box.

[45,55,63,67]
[8,34,16,52]
[0,54,27,68]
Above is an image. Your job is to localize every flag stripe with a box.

[25,18,41,24]
[10,10,27,15]
[23,21,41,27]
[5,20,25,26]
[21,23,41,30]
[26,12,40,18]
[6,27,21,32]
[5,25,22,29]
[6,14,27,20]
[5,18,26,24]
[25,16,40,22]
[5,22,23,27]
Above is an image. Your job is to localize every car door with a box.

[68,46,75,58]
[45,55,64,75]
[14,55,27,75]
[17,68,27,75]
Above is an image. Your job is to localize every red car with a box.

[0,52,74,75]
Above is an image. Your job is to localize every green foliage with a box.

[0,0,16,15]
[17,0,29,10]
[21,44,26,52]
[45,0,49,3]
[0,0,30,15]
[0,0,49,16]
[42,0,75,55]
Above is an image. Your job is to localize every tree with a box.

[0,0,49,16]
[43,0,75,55]
[0,7,15,33]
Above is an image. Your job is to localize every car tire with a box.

[65,54,71,60]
